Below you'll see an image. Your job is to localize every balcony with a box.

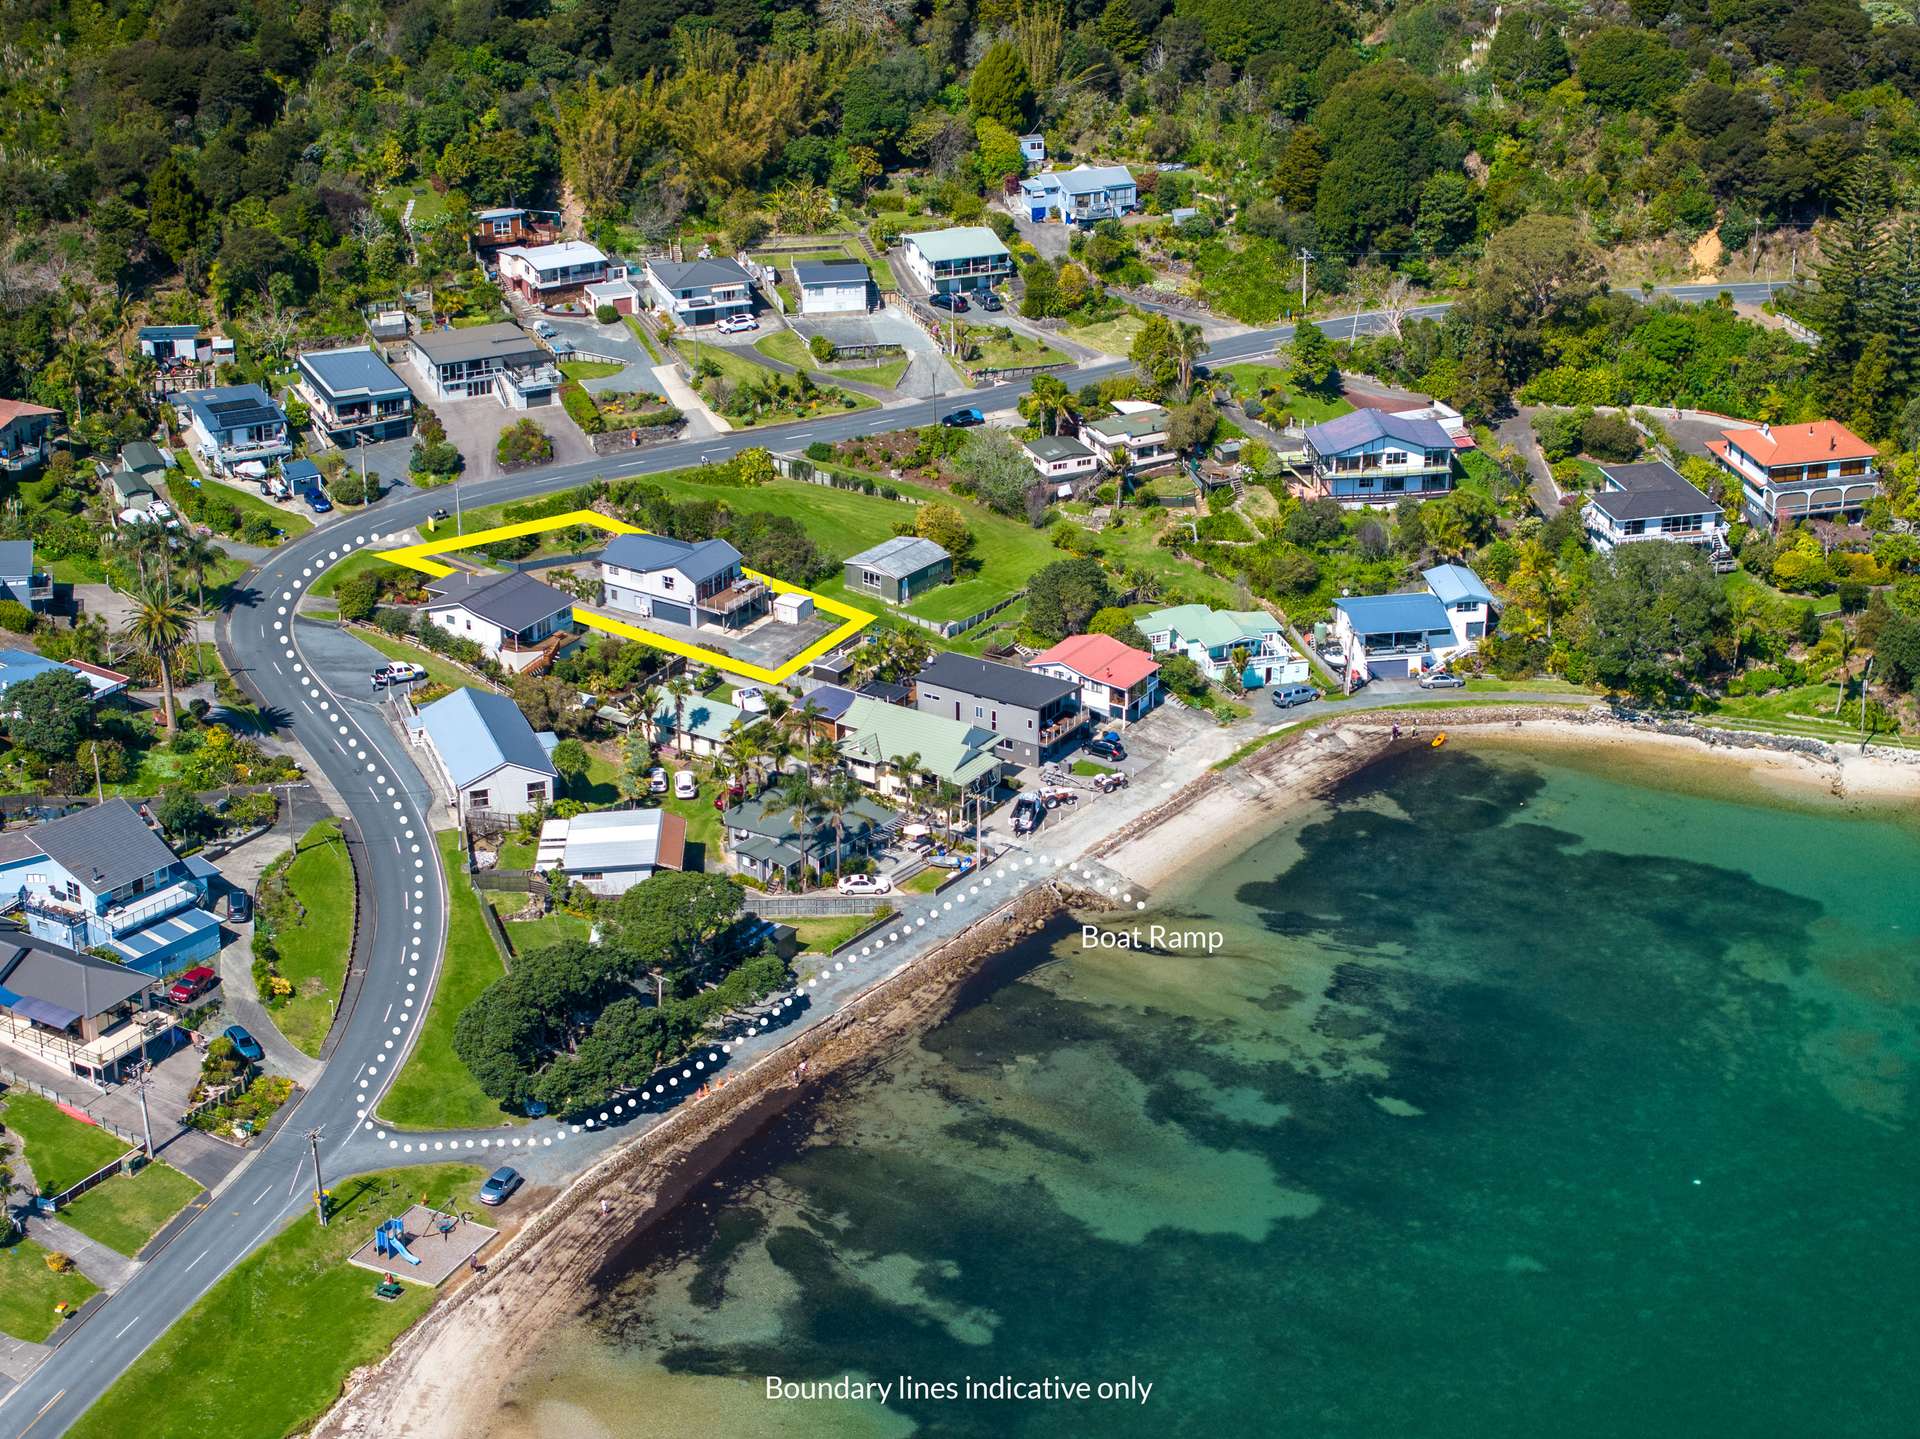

[667,289,750,315]
[103,880,201,937]
[1040,710,1089,747]
[699,578,767,616]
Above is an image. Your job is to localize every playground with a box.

[345,1204,498,1289]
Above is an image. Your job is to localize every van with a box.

[1270,683,1318,710]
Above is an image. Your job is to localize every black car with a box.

[222,1024,265,1063]
[929,292,970,313]
[941,407,985,428]
[477,1166,523,1206]
[1085,735,1127,762]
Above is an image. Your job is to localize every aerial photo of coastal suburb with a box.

[1,1,1918,1435]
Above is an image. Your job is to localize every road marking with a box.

[271,660,283,675]
[113,1315,141,1339]
[253,1186,271,1205]
[20,1389,67,1438]
[185,1248,208,1271]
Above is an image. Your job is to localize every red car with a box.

[167,966,217,1005]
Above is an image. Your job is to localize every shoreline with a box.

[311,706,1920,1436]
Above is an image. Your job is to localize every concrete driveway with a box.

[791,306,965,399]
[427,392,594,482]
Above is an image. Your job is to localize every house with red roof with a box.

[0,399,61,473]
[1028,633,1160,723]
[1705,419,1879,532]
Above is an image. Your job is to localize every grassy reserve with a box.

[54,1161,203,1256]
[272,820,357,1057]
[65,1166,484,1439]
[0,1092,130,1195]
[0,1236,101,1342]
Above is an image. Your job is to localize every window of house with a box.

[580,872,602,882]
[1383,450,1407,465]
[861,570,882,589]
[974,704,985,718]
[469,789,490,810]
[527,783,546,804]
[661,576,675,590]
[492,219,512,236]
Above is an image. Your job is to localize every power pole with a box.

[129,1060,155,1159]
[1297,248,1314,314]
[305,1126,328,1227]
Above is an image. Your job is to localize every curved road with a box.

[0,280,1772,1437]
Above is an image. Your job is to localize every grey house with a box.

[914,651,1085,768]
[843,536,952,605]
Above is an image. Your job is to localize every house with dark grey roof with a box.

[720,788,895,886]
[0,539,51,611]
[408,323,557,407]
[1023,434,1098,490]
[842,536,952,605]
[422,570,577,672]
[295,345,414,446]
[0,799,222,975]
[1585,461,1730,557]
[174,384,291,477]
[600,533,766,631]
[412,686,559,819]
[1302,408,1456,506]
[793,259,872,315]
[914,651,1085,767]
[643,257,755,326]
[0,931,164,1083]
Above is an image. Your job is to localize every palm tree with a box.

[123,582,196,737]
[887,751,921,798]
[665,675,695,756]
[776,771,822,890]
[1020,375,1073,435]
[931,779,963,846]
[819,772,862,875]
[173,530,224,620]
[1171,321,1208,398]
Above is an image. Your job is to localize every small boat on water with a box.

[1431,732,1448,748]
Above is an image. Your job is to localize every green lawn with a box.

[164,463,314,542]
[1463,677,1595,694]
[787,908,890,954]
[1698,683,1920,748]
[357,631,497,695]
[1064,311,1148,355]
[0,1236,101,1342]
[495,834,536,869]
[486,893,591,955]
[900,867,948,894]
[828,355,912,387]
[752,330,811,368]
[67,1165,483,1439]
[623,315,663,362]
[560,359,625,382]
[54,1162,202,1257]
[1070,759,1115,776]
[379,833,522,1130]
[960,327,1067,376]
[678,340,880,426]
[1722,566,1844,616]
[0,1093,131,1196]
[1216,365,1355,424]
[564,750,622,807]
[751,244,898,291]
[750,330,908,388]
[273,821,357,1057]
[308,548,391,600]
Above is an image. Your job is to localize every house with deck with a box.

[1301,409,1456,506]
[0,799,224,976]
[533,809,686,897]
[412,686,559,819]
[1017,164,1139,225]
[0,541,52,612]
[1029,634,1160,723]
[599,533,767,631]
[0,650,129,704]
[842,536,952,606]
[1421,564,1499,648]
[643,257,755,327]
[1140,604,1302,687]
[470,207,563,253]
[1584,461,1730,557]
[498,240,618,307]
[295,345,414,447]
[901,228,1014,296]
[0,400,61,473]
[1079,402,1174,476]
[794,260,873,315]
[836,695,1004,797]
[650,692,768,758]
[1329,568,1497,686]
[174,384,292,477]
[0,933,171,1085]
[422,571,576,673]
[408,323,559,408]
[914,652,1085,768]
[1705,420,1880,531]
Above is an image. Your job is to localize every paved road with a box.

[0,279,1754,1437]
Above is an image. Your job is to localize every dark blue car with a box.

[222,1024,265,1063]
[302,487,333,514]
[941,407,985,428]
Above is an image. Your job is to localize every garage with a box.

[649,599,692,626]
[1369,658,1411,680]
[795,259,873,316]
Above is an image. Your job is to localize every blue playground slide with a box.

[374,1217,421,1266]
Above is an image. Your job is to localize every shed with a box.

[774,592,813,624]
[842,535,952,606]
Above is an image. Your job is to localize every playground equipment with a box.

[372,1217,420,1267]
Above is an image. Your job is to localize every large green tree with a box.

[1583,542,1730,696]
[1027,558,1116,640]
[1313,63,1453,248]
[969,41,1033,130]
[2,668,93,757]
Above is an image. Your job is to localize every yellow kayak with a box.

[1431,732,1447,748]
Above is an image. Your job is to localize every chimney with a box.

[1760,422,1770,437]
[1829,433,1836,451]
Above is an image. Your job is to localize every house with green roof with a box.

[835,696,1003,795]
[650,692,768,758]
[1141,604,1306,688]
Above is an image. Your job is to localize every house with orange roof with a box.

[1704,419,1879,532]
[1028,633,1160,723]
[0,399,60,473]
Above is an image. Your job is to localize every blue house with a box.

[1302,409,1457,507]
[1018,165,1139,224]
[174,384,292,478]
[0,800,223,976]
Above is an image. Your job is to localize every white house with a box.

[412,686,559,818]
[1329,565,1496,684]
[643,257,755,327]
[497,240,617,306]
[533,809,686,897]
[1017,164,1139,225]
[1080,401,1174,475]
[1028,633,1160,723]
[584,275,641,316]
[1421,564,1498,648]
[1019,133,1047,167]
[1023,435,1099,492]
[793,260,872,315]
[1139,604,1303,687]
[649,692,768,758]
[1301,409,1457,507]
[901,227,1014,295]
[294,345,414,447]
[421,571,576,672]
[408,323,559,408]
[599,533,767,631]
[1583,461,1730,557]
[174,384,291,478]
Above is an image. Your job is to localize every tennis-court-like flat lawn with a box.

[753,332,911,390]
[787,908,890,954]
[272,820,357,1057]
[65,1165,483,1439]
[1215,365,1355,424]
[560,359,624,382]
[677,341,879,426]
[0,1093,130,1195]
[379,833,523,1130]
[1064,311,1148,355]
[0,1236,100,1342]
[486,894,591,955]
[55,1161,202,1256]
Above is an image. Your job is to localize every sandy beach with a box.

[311,704,1920,1437]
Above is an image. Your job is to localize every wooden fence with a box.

[901,590,1026,640]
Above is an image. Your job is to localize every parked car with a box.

[734,686,769,714]
[674,770,697,800]
[978,291,1004,311]
[836,872,892,896]
[941,407,985,428]
[477,1166,523,1206]
[532,319,557,339]
[371,662,426,689]
[716,313,759,333]
[929,292,970,313]
[1011,793,1046,835]
[648,767,669,794]
[1271,682,1318,709]
[1084,734,1127,762]
[1418,671,1466,689]
[167,966,217,1005]
[222,1025,264,1063]
[302,488,333,514]
[428,507,452,524]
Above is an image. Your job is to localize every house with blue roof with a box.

[412,686,559,819]
[0,649,130,703]
[174,383,291,477]
[1329,564,1497,684]
[295,345,414,446]
[1017,164,1139,225]
[599,533,767,631]
[1303,408,1458,507]
[0,799,224,977]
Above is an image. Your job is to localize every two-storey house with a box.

[0,933,166,1086]
[643,258,756,327]
[497,240,619,307]
[835,695,1004,798]
[1029,634,1160,723]
[1080,401,1175,476]
[295,345,415,447]
[1140,604,1303,687]
[1329,565,1497,685]
[422,571,577,673]
[1302,409,1456,506]
[175,385,292,477]
[408,323,558,407]
[914,652,1085,768]
[0,541,52,612]
[901,228,1014,296]
[0,400,61,474]
[0,799,223,976]
[1017,164,1139,225]
[1584,461,1731,558]
[470,206,563,253]
[1421,564,1499,648]
[599,533,767,631]
[1705,420,1879,531]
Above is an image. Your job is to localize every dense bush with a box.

[0,600,35,633]
[496,418,554,467]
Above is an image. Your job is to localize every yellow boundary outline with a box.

[374,509,875,685]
